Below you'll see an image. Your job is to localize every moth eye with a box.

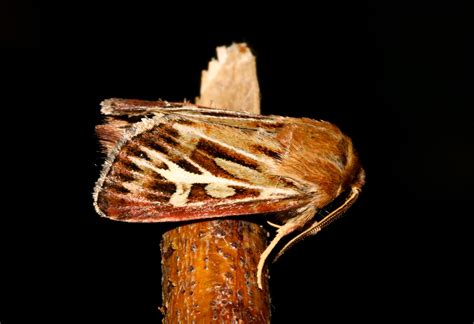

[339,151,348,166]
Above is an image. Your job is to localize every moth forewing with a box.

[94,98,365,289]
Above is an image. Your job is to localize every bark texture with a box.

[161,220,269,322]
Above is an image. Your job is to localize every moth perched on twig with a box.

[93,98,365,288]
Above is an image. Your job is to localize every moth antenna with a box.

[273,186,361,262]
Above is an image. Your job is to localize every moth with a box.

[93,98,365,288]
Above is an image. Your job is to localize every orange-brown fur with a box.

[277,119,359,207]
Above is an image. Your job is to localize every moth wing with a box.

[97,98,275,153]
[94,114,311,222]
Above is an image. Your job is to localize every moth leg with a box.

[266,220,282,229]
[273,187,361,262]
[257,206,316,289]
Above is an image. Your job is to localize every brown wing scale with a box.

[94,112,312,222]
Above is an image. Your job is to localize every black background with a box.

[2,2,472,323]
[0,0,40,48]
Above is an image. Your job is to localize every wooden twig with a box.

[160,43,271,323]
[161,220,269,322]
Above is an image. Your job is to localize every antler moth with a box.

[93,98,365,288]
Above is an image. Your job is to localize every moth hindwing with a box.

[93,98,365,288]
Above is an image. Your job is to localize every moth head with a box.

[339,135,365,195]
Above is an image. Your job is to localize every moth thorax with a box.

[279,121,352,205]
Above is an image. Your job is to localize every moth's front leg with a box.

[257,205,317,289]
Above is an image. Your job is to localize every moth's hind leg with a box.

[257,205,316,289]
[272,187,361,263]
